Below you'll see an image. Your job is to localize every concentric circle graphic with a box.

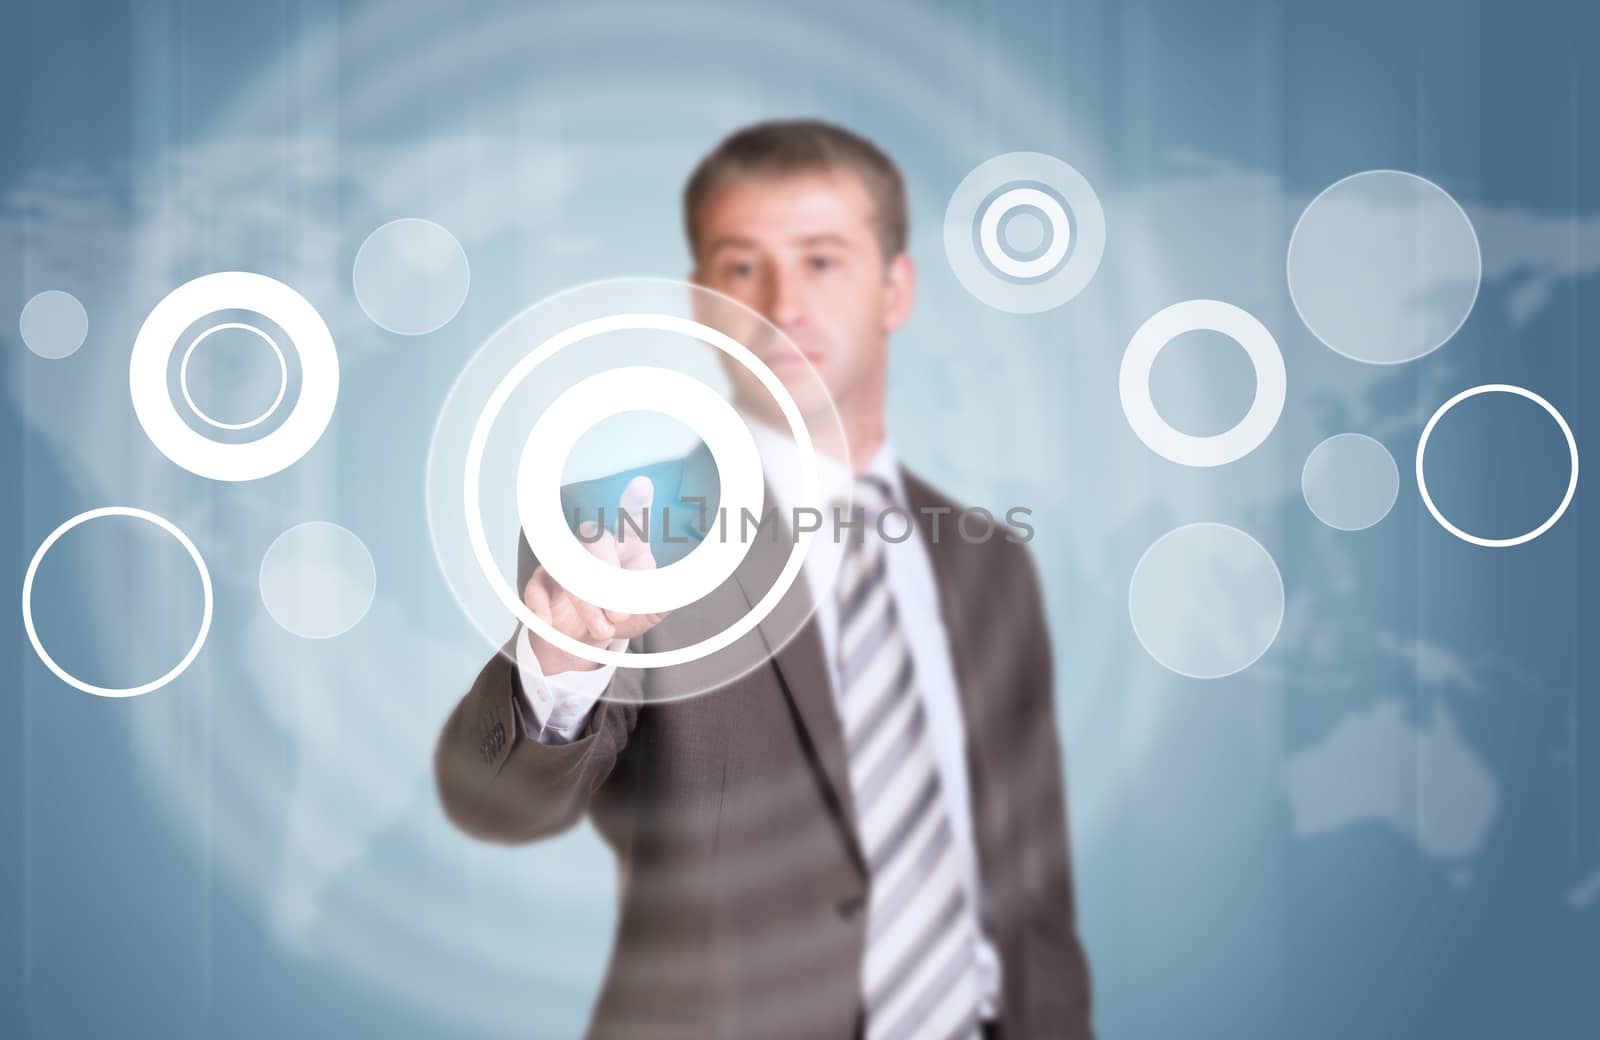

[429,276,851,696]
[1120,299,1286,467]
[944,151,1106,313]
[1416,384,1579,548]
[130,271,339,481]
[22,507,213,698]
[178,322,290,431]
[1288,169,1481,365]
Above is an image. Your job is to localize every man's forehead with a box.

[702,170,875,233]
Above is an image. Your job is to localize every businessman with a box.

[435,119,1093,1040]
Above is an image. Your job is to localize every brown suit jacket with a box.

[434,468,1093,1039]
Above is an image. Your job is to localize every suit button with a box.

[836,894,865,919]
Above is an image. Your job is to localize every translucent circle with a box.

[22,507,213,698]
[1416,384,1579,548]
[1128,522,1284,679]
[178,322,289,430]
[1301,433,1400,531]
[1001,209,1046,254]
[944,151,1106,313]
[1120,300,1286,467]
[1288,170,1481,364]
[19,290,89,359]
[353,218,471,335]
[259,521,377,639]
[130,271,340,482]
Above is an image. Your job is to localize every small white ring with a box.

[1119,299,1287,468]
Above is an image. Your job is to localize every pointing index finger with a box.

[617,475,654,544]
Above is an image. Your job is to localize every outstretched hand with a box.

[521,475,670,673]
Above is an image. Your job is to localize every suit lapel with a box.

[726,499,868,877]
[900,469,1003,928]
[902,468,988,751]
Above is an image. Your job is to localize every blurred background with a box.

[1,0,1595,1036]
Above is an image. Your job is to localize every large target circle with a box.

[944,151,1106,313]
[130,271,339,481]
[460,309,825,671]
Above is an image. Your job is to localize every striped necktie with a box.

[835,477,983,1040]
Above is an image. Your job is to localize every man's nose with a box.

[766,268,806,329]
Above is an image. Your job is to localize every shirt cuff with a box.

[514,625,624,745]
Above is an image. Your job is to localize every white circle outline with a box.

[130,271,339,482]
[21,506,213,698]
[1127,521,1285,680]
[178,321,290,431]
[1119,299,1287,467]
[464,312,819,670]
[1415,383,1579,548]
[515,366,764,616]
[978,187,1071,279]
[1287,168,1482,366]
[943,151,1107,314]
[1300,432,1400,532]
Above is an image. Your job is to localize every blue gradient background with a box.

[2,1,1595,1037]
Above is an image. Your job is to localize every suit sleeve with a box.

[516,624,624,745]
[432,530,642,843]
[1015,545,1095,1038]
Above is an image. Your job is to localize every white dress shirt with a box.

[514,426,1003,1017]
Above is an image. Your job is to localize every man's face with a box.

[690,169,915,425]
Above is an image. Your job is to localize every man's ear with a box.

[883,251,916,334]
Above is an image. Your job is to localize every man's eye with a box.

[808,255,837,272]
[722,261,754,278]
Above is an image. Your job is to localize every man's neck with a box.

[837,365,891,474]
[836,394,888,474]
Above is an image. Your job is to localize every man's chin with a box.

[735,377,842,436]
